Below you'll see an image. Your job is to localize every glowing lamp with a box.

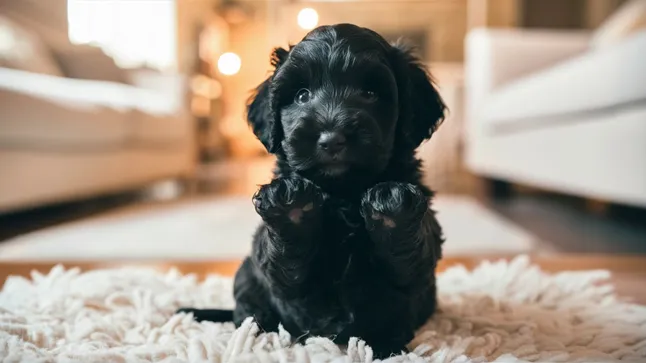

[217,52,241,76]
[297,8,318,30]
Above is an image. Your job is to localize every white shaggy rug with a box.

[1,256,645,363]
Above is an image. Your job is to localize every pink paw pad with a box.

[371,213,396,228]
[288,203,314,224]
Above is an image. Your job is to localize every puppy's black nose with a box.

[318,132,346,154]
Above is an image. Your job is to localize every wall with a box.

[218,0,276,157]
[520,0,586,29]
[516,0,626,30]
[585,0,627,28]
[277,0,468,63]
[486,0,521,28]
[176,0,220,74]
[467,0,628,30]
[467,0,520,29]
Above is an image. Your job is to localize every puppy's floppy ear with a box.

[390,41,447,148]
[246,47,290,153]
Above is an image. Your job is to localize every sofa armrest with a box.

[465,27,591,123]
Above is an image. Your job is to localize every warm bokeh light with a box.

[217,52,241,76]
[297,8,319,30]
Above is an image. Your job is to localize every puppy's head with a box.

[247,24,446,182]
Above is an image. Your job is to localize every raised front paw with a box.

[253,176,323,225]
[361,182,429,231]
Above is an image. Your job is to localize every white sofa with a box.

[463,22,646,208]
[0,8,196,214]
[0,68,196,214]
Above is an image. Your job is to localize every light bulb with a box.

[297,8,318,30]
[217,52,241,76]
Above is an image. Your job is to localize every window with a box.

[67,0,177,71]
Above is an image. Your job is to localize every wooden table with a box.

[1,254,645,304]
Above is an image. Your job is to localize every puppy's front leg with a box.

[358,182,443,357]
[361,182,443,287]
[252,176,323,298]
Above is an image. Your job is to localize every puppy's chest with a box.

[314,196,375,279]
[320,196,368,246]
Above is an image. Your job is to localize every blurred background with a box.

[0,0,644,261]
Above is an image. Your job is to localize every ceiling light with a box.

[217,52,241,76]
[297,8,318,30]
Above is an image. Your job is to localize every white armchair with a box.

[464,28,591,133]
[462,26,646,207]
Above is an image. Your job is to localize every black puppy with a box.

[178,23,446,359]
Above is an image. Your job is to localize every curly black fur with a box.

[178,23,447,359]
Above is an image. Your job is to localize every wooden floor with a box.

[485,192,646,254]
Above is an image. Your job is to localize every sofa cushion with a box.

[481,30,646,131]
[0,67,187,149]
[0,67,175,113]
[0,90,132,149]
[0,15,63,76]
[130,111,192,145]
[0,68,132,148]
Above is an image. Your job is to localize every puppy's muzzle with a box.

[318,131,347,156]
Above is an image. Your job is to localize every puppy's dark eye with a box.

[360,90,378,101]
[295,88,312,104]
